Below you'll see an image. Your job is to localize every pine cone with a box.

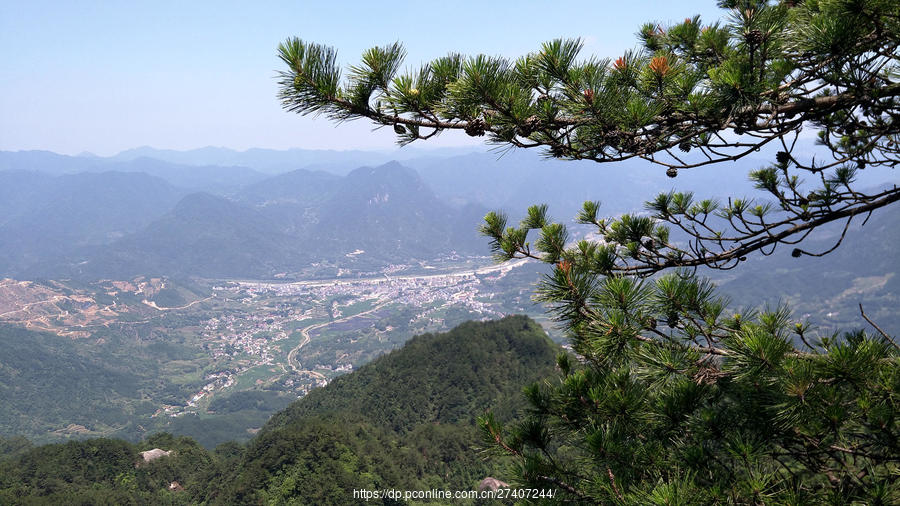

[666,167,678,178]
[678,141,691,153]
[745,29,763,46]
[791,248,802,258]
[519,115,541,136]
[776,151,791,164]
[465,118,486,137]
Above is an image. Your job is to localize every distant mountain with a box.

[712,203,900,336]
[111,157,265,193]
[75,193,307,279]
[235,168,342,237]
[0,150,99,175]
[46,161,487,279]
[111,146,394,175]
[406,150,747,220]
[0,156,494,279]
[0,170,54,222]
[110,145,486,175]
[2,147,896,283]
[0,150,265,193]
[311,161,487,261]
[0,171,186,277]
[405,148,900,221]
[236,167,341,205]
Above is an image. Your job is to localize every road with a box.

[286,301,389,380]
[141,295,214,311]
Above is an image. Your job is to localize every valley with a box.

[0,255,550,446]
[0,147,896,450]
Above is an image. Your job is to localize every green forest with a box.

[0,316,559,504]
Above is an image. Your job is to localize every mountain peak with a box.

[347,160,416,178]
[374,160,407,171]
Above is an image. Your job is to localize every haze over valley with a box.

[0,146,895,450]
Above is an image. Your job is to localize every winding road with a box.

[286,302,389,380]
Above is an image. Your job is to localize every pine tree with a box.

[479,272,900,503]
[277,0,899,274]
[276,0,900,501]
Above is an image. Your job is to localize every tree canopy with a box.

[277,0,900,502]
[277,0,899,276]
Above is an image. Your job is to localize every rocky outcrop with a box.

[139,448,172,463]
[478,477,510,492]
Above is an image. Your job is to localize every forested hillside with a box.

[0,316,560,503]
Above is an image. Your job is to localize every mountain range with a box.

[0,150,265,193]
[0,154,491,279]
[1,146,896,329]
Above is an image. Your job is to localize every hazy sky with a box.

[1,1,725,155]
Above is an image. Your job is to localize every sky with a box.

[0,1,725,156]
